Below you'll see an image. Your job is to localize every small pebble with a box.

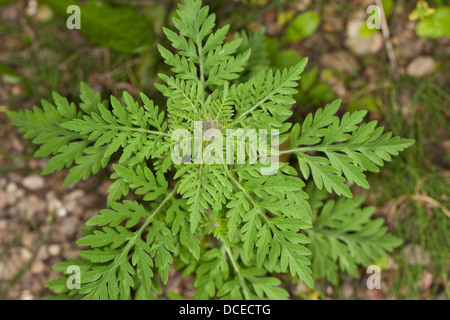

[20,248,33,262]
[22,175,45,191]
[31,260,46,274]
[48,244,61,257]
[407,56,435,77]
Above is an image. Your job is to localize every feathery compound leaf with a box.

[112,164,168,201]
[307,192,403,284]
[194,247,230,299]
[287,99,415,196]
[86,200,150,228]
[77,190,176,299]
[232,59,308,128]
[7,86,113,186]
[62,92,167,166]
[226,171,314,287]
[159,0,250,88]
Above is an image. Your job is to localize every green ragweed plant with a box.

[8,0,414,300]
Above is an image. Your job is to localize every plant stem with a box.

[376,0,399,80]
[221,241,251,300]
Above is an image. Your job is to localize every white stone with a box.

[407,56,436,77]
[22,175,45,190]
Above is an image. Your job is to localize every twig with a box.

[375,0,399,80]
[388,194,450,220]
